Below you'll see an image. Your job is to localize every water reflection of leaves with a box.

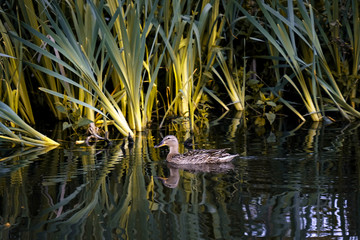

[28,140,126,237]
[0,146,58,233]
[3,121,359,238]
[0,146,58,177]
[26,133,154,239]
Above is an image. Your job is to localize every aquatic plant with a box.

[236,0,360,121]
[211,49,246,111]
[159,1,231,130]
[12,0,134,136]
[316,0,360,107]
[1,0,360,147]
[0,101,59,146]
[0,7,34,124]
[16,0,67,120]
[93,0,164,131]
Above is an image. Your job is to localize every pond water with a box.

[0,117,360,239]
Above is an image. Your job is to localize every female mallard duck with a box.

[155,135,238,164]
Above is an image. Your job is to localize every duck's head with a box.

[154,135,178,148]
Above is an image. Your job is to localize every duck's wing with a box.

[179,149,236,164]
[182,149,227,156]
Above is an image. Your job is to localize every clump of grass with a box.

[0,8,35,124]
[236,0,360,121]
[0,101,59,146]
[12,0,134,136]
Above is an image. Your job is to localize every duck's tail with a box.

[219,153,239,162]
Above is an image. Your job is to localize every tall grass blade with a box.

[0,101,59,146]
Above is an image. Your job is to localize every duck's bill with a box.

[154,141,165,148]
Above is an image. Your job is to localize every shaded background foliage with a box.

[0,0,359,143]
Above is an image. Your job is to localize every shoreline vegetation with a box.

[0,0,359,146]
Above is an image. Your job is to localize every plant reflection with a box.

[0,121,359,238]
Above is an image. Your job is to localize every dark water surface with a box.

[0,119,360,239]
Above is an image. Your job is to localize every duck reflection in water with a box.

[158,162,234,188]
[157,165,180,188]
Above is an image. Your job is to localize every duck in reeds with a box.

[155,135,238,164]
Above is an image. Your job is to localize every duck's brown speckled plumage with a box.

[155,135,238,164]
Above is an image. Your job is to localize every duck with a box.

[154,135,238,164]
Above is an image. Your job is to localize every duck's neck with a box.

[167,145,180,162]
[168,145,180,155]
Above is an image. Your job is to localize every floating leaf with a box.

[266,101,277,107]
[256,100,264,105]
[265,112,276,125]
[275,104,283,112]
[63,122,72,130]
[247,79,260,85]
[76,117,93,128]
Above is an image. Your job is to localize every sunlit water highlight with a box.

[0,119,359,239]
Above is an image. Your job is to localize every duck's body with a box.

[155,135,238,164]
